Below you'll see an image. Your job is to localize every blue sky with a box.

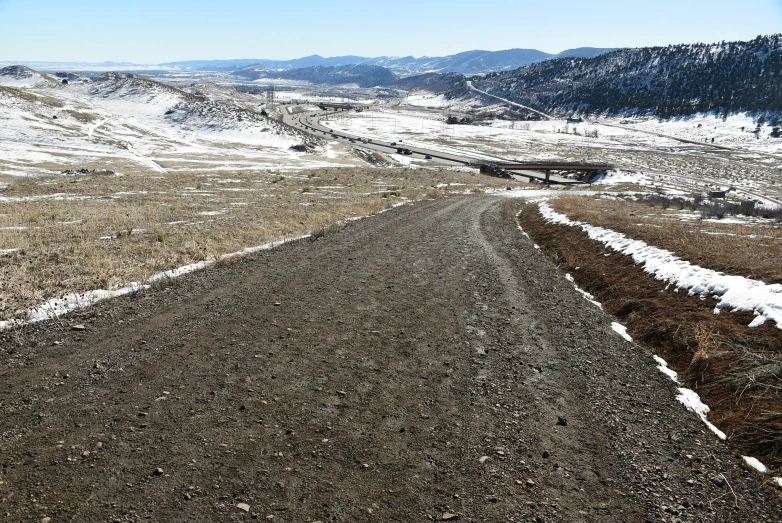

[1,0,781,62]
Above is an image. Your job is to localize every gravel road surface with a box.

[1,195,779,522]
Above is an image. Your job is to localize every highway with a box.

[281,107,484,166]
[280,106,585,184]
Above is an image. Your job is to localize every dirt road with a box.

[1,195,779,522]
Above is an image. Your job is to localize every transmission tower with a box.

[266,85,275,111]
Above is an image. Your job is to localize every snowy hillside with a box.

[0,67,360,179]
[0,65,58,88]
[472,34,782,118]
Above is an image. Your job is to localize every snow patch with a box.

[742,456,768,474]
[676,388,727,440]
[611,322,633,341]
[653,355,679,382]
[654,355,726,440]
[565,273,602,308]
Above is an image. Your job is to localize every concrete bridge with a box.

[479,161,613,184]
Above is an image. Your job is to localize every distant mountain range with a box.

[232,64,397,89]
[2,48,617,77]
[161,47,618,76]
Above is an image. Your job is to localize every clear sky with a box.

[1,0,781,63]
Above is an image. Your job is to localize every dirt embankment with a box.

[0,195,779,522]
[516,201,782,470]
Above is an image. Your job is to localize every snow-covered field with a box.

[324,105,782,205]
[3,63,782,208]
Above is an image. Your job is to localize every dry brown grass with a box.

[0,85,64,108]
[0,167,510,320]
[550,195,782,283]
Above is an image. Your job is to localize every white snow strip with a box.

[654,355,726,440]
[539,203,782,329]
[773,477,782,487]
[653,355,679,382]
[677,388,727,440]
[0,248,19,255]
[0,199,413,332]
[742,456,768,474]
[565,273,602,309]
[611,322,633,342]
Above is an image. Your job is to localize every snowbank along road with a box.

[0,195,779,522]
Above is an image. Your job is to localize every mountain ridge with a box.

[157,47,618,75]
[470,34,782,118]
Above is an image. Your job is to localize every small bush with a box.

[310,222,341,240]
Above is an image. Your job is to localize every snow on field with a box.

[0,66,56,88]
[539,202,782,329]
[324,108,669,166]
[605,113,782,156]
[403,93,451,108]
[322,104,782,204]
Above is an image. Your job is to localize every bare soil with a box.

[1,195,780,522]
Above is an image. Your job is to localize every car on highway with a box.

[425,155,432,159]
[391,142,397,146]
[403,149,413,155]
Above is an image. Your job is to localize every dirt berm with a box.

[1,195,779,522]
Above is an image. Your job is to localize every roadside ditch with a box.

[516,201,782,473]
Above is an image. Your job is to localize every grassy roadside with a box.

[516,198,782,470]
[0,167,512,322]
[549,195,782,284]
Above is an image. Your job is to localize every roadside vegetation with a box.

[550,195,782,284]
[517,195,782,468]
[0,167,509,322]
